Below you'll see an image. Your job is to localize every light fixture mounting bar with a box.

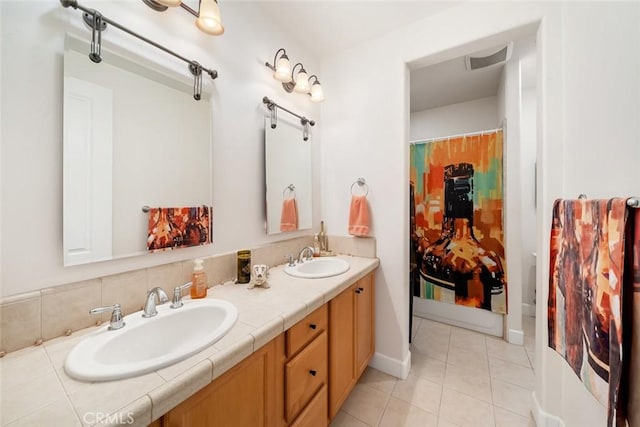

[262,96,315,127]
[263,96,315,141]
[60,0,219,83]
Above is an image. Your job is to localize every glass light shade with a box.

[273,56,292,83]
[294,70,310,93]
[155,0,182,7]
[310,82,324,102]
[196,0,224,35]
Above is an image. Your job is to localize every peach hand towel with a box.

[348,195,370,236]
[280,198,298,232]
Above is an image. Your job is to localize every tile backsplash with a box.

[0,235,376,355]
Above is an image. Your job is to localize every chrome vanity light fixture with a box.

[61,0,219,100]
[265,49,324,102]
[142,0,225,35]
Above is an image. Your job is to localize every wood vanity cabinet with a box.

[328,272,375,420]
[154,269,375,427]
[161,339,277,427]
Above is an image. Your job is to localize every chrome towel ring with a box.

[283,184,296,198]
[350,178,369,197]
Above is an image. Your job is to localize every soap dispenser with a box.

[190,259,207,299]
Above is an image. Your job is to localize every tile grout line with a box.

[485,335,498,427]
[374,382,394,427]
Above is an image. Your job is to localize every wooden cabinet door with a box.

[289,385,328,427]
[163,339,276,427]
[355,273,375,377]
[328,284,356,420]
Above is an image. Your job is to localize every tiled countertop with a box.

[0,255,379,427]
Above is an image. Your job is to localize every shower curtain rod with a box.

[409,127,503,145]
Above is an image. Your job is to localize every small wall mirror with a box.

[63,35,212,266]
[264,117,312,234]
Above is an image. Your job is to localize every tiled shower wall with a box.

[0,235,376,355]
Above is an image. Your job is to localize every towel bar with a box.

[576,194,639,208]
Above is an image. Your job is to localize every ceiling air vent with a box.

[465,43,513,71]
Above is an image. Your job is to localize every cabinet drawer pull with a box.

[355,289,361,294]
[357,287,364,292]
[309,369,317,376]
[309,323,317,330]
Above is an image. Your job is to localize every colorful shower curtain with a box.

[548,198,639,427]
[409,131,507,314]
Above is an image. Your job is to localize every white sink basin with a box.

[64,298,237,382]
[285,257,350,279]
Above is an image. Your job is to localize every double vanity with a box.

[2,254,378,426]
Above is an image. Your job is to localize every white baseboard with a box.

[522,303,537,317]
[508,328,525,345]
[532,391,565,427]
[369,350,411,380]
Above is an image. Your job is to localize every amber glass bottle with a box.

[420,163,505,310]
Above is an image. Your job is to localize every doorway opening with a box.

[408,32,538,344]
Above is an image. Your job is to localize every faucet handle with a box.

[286,254,296,267]
[89,303,125,330]
[171,282,192,309]
[147,287,169,304]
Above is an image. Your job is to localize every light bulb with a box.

[196,0,224,35]
[273,55,292,82]
[294,69,310,93]
[310,81,324,102]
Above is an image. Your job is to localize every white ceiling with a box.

[252,1,530,114]
[410,55,504,112]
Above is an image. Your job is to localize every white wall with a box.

[0,0,321,297]
[409,96,499,141]
[320,0,553,380]
[321,1,639,425]
[520,87,536,314]
[535,3,640,426]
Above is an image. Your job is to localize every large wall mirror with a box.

[63,35,212,266]
[264,117,312,234]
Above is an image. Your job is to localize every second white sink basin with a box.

[64,298,237,382]
[285,257,350,279]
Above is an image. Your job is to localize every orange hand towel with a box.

[348,195,370,236]
[280,198,298,232]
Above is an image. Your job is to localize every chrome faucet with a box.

[142,287,169,318]
[89,303,125,330]
[298,246,315,263]
[170,282,192,309]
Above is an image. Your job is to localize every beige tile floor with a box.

[331,315,537,427]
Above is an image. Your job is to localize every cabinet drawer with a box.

[286,304,327,358]
[290,384,328,427]
[285,330,327,422]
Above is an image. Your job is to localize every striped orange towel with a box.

[280,198,298,232]
[348,195,370,236]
